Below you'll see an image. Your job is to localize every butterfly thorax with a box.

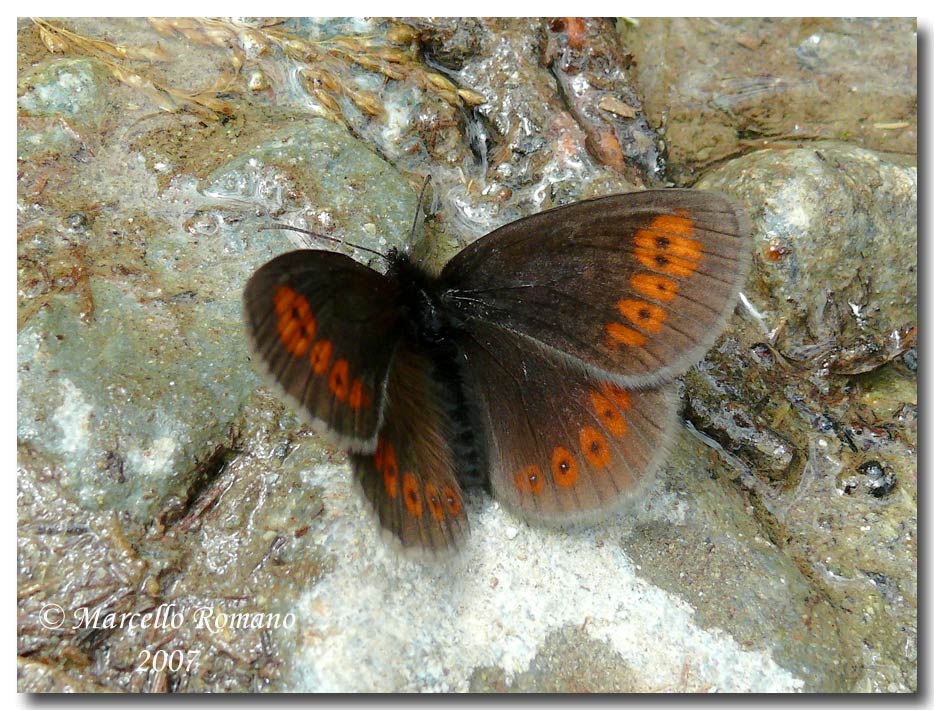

[386,251,451,345]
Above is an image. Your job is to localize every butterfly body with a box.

[382,251,490,490]
[244,190,750,553]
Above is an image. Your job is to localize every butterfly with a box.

[243,189,750,554]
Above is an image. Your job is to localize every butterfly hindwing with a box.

[243,250,401,452]
[440,189,750,388]
[352,343,470,552]
[458,321,679,524]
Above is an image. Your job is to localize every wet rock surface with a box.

[701,142,916,376]
[685,142,917,692]
[17,18,915,692]
[621,18,917,184]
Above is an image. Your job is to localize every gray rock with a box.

[621,18,917,183]
[687,142,917,692]
[698,142,916,376]
[18,58,108,123]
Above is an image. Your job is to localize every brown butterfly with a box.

[243,189,750,553]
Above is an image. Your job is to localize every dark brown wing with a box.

[352,342,470,552]
[243,250,401,452]
[440,190,750,388]
[458,320,679,524]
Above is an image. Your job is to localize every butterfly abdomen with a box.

[423,335,489,490]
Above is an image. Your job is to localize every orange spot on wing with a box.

[647,213,695,238]
[606,322,647,347]
[310,339,333,375]
[442,484,462,516]
[380,440,398,498]
[348,378,369,410]
[633,214,704,278]
[273,286,316,357]
[635,248,700,278]
[273,285,300,315]
[329,359,350,401]
[630,273,678,302]
[551,447,579,487]
[617,299,667,334]
[281,327,313,357]
[402,472,423,518]
[425,482,445,521]
[514,465,544,495]
[600,382,632,410]
[374,436,386,472]
[666,238,703,262]
[590,391,627,437]
[580,427,611,469]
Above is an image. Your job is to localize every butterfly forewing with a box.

[352,343,470,552]
[458,321,680,524]
[243,250,401,452]
[441,190,750,388]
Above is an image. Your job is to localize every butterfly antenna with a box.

[264,176,431,260]
[263,224,387,260]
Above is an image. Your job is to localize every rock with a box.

[621,18,917,183]
[414,18,643,241]
[698,142,916,376]
[18,58,109,123]
[286,435,824,692]
[201,120,417,259]
[544,17,663,184]
[688,142,917,692]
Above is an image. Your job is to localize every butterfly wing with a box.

[440,190,750,388]
[351,342,470,552]
[243,250,401,452]
[458,321,679,524]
